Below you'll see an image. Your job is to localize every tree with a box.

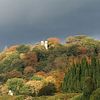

[32,48,48,61]
[47,37,60,45]
[16,45,30,53]
[7,78,24,95]
[0,52,20,73]
[62,57,100,93]
[47,37,61,49]
[90,88,100,100]
[11,58,26,72]
[6,70,22,79]
[24,66,36,77]
[23,52,38,67]
[6,78,33,96]
[38,82,56,96]
[66,44,81,56]
[83,77,95,99]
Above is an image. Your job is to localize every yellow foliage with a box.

[19,53,26,59]
[26,80,44,93]
[45,76,56,84]
[0,84,8,95]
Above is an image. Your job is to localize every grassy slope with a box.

[0,93,80,100]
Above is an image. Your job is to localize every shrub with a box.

[24,66,35,76]
[53,56,68,70]
[15,95,24,100]
[6,70,22,79]
[6,45,18,52]
[32,48,48,61]
[90,88,100,100]
[47,37,60,49]
[83,77,95,96]
[0,52,20,73]
[9,57,26,72]
[36,71,46,77]
[36,61,49,72]
[0,73,7,83]
[50,71,65,92]
[45,76,56,84]
[26,80,44,96]
[38,82,56,96]
[47,37,60,45]
[31,75,43,81]
[16,45,30,53]
[66,44,81,56]
[0,84,8,95]
[6,78,24,95]
[19,85,32,96]
[6,78,35,96]
[23,52,38,66]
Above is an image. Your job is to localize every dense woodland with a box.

[0,35,100,100]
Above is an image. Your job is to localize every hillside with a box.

[0,35,100,100]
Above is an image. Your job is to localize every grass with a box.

[0,95,16,100]
[70,94,83,100]
[0,93,80,100]
[32,93,80,100]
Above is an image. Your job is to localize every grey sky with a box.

[0,0,100,50]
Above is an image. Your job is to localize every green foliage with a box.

[19,85,32,96]
[71,94,83,100]
[0,73,7,83]
[16,45,30,53]
[31,75,43,81]
[0,52,20,73]
[62,57,100,93]
[81,77,95,100]
[66,44,81,56]
[32,47,48,61]
[90,88,100,100]
[7,78,24,95]
[6,78,35,96]
[83,77,95,96]
[11,58,26,72]
[0,35,99,98]
[38,83,57,96]
[36,60,52,72]
[15,95,24,100]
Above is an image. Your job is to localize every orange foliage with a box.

[49,71,65,92]
[24,66,36,75]
[6,70,22,78]
[36,71,46,77]
[0,53,6,61]
[24,52,38,66]
[45,76,56,84]
[86,56,91,64]
[6,45,18,52]
[47,37,60,44]
[80,47,87,54]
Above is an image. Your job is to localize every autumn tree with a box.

[47,37,60,44]
[23,52,38,67]
[24,66,36,77]
[47,37,61,49]
[6,70,22,79]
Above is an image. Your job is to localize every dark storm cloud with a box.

[0,0,100,50]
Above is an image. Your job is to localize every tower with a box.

[44,41,48,50]
[40,41,48,50]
